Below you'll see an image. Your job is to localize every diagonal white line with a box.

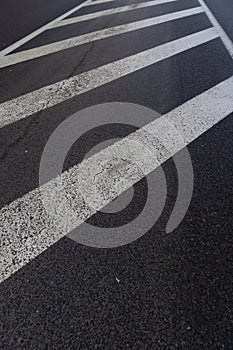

[198,0,233,58]
[53,0,181,28]
[1,75,233,283]
[0,0,92,58]
[0,28,218,129]
[87,0,121,5]
[0,7,204,69]
[86,0,176,5]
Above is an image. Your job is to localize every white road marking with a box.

[1,75,233,283]
[0,7,204,69]
[87,0,120,5]
[53,0,180,28]
[0,0,92,58]
[0,28,218,129]
[86,0,171,5]
[198,0,233,58]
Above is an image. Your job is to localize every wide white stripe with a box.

[0,0,92,58]
[1,75,233,283]
[0,28,218,129]
[198,0,233,58]
[53,0,180,28]
[0,7,203,69]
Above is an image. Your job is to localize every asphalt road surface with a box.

[0,0,233,349]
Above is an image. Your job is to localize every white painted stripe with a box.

[198,0,233,58]
[0,28,218,129]
[87,0,120,6]
[86,0,171,6]
[0,0,92,58]
[0,7,203,69]
[1,75,233,283]
[53,0,180,28]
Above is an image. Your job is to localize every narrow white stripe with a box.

[0,0,92,58]
[198,0,233,58]
[87,0,120,6]
[86,0,173,5]
[0,28,218,129]
[0,7,203,69]
[53,0,180,28]
[1,75,233,283]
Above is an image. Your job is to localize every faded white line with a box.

[198,0,233,57]
[53,0,180,28]
[0,7,203,69]
[0,0,92,58]
[1,75,233,283]
[0,28,218,129]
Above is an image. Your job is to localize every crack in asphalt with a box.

[68,41,96,78]
[0,43,97,163]
[0,115,39,163]
[0,15,116,163]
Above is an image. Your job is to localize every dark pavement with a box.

[0,0,233,349]
[0,0,86,50]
